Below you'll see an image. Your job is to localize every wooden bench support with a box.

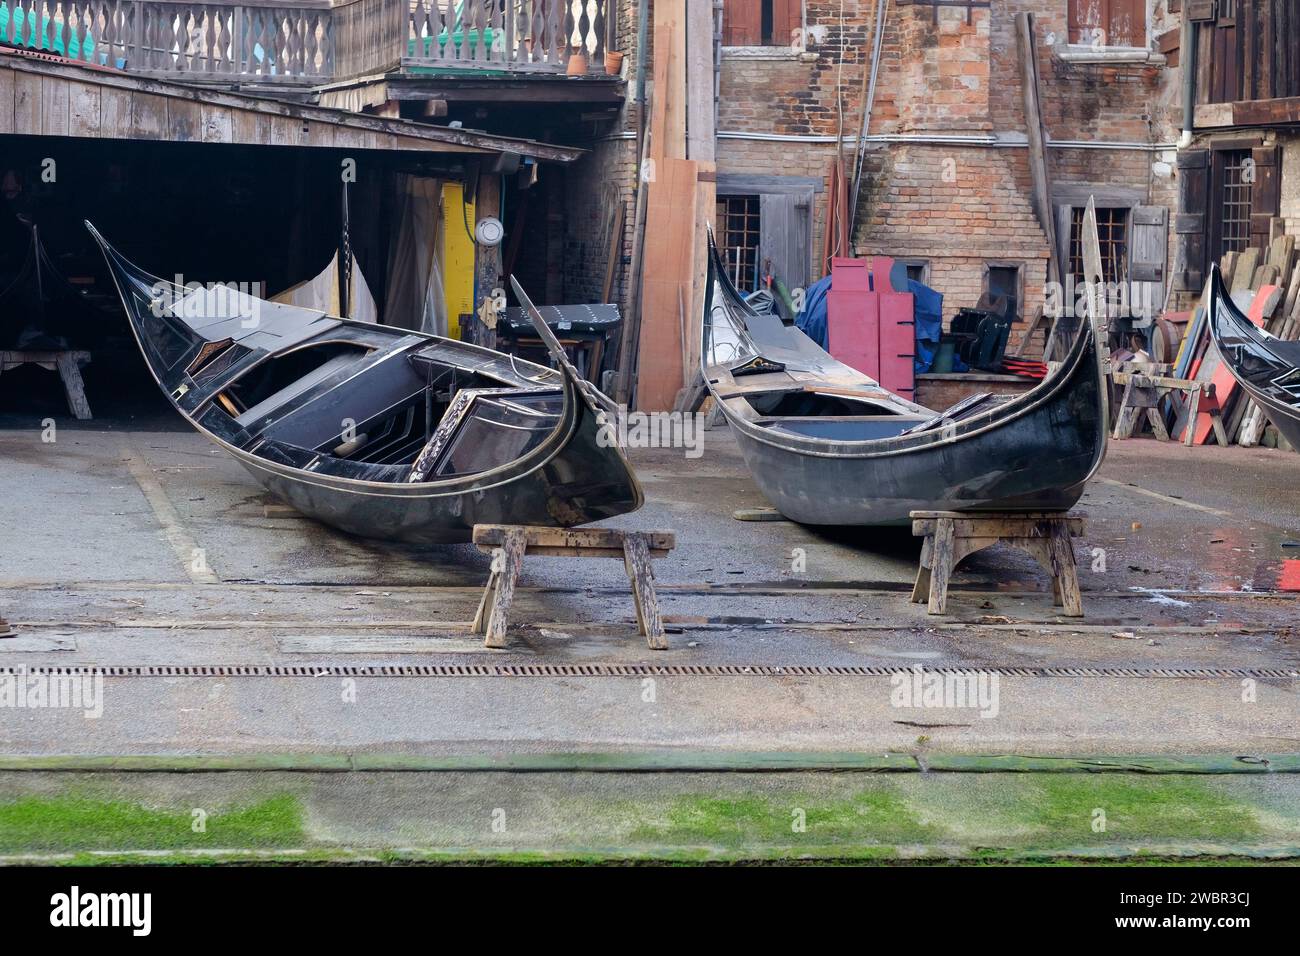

[471,525,676,650]
[910,511,1086,617]
[1111,370,1225,446]
[0,350,93,420]
[0,617,13,638]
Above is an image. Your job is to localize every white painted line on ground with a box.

[277,635,513,654]
[0,634,76,652]
[117,436,221,584]
[1095,477,1234,519]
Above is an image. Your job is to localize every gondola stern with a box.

[508,273,646,514]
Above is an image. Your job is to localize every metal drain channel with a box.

[0,664,1296,679]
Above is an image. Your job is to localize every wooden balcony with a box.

[405,0,612,74]
[1191,0,1300,128]
[1,0,614,88]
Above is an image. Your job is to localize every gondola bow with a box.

[88,222,642,544]
[700,235,1108,526]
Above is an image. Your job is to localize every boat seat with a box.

[758,415,927,441]
[234,353,363,427]
[406,386,561,483]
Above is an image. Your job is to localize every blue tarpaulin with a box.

[793,275,832,348]
[909,278,943,374]
[794,270,945,374]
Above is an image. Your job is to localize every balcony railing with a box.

[406,0,610,73]
[1,0,612,83]
[1,0,403,83]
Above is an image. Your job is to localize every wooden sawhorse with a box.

[471,525,677,650]
[910,511,1086,617]
[0,350,93,420]
[1111,370,1226,446]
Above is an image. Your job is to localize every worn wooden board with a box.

[0,55,581,162]
[636,157,699,411]
[1185,286,1273,445]
[473,525,675,558]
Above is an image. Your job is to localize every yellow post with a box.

[442,181,476,339]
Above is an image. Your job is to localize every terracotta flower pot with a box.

[566,46,589,76]
[604,50,625,76]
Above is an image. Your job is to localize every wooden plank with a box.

[13,70,41,134]
[100,86,130,135]
[128,91,168,139]
[200,104,235,143]
[1189,289,1272,444]
[68,82,102,136]
[652,1,686,164]
[623,533,667,650]
[0,64,13,133]
[1016,13,1060,286]
[1230,247,1260,292]
[303,119,336,148]
[1231,94,1300,126]
[167,97,201,141]
[54,353,93,420]
[636,156,699,410]
[40,75,70,136]
[473,525,675,554]
[481,527,526,649]
[911,516,1086,538]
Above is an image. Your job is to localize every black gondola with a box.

[88,222,643,544]
[701,236,1108,526]
[1205,262,1300,450]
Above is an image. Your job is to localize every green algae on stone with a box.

[0,793,307,852]
[1024,776,1263,845]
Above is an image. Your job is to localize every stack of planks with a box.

[1163,233,1299,451]
[1221,234,1300,449]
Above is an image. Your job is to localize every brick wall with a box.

[855,142,1049,341]
[562,136,639,310]
[562,0,1186,354]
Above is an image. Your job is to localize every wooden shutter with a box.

[1248,145,1281,250]
[772,0,802,47]
[1129,206,1168,283]
[1129,205,1169,323]
[723,0,761,46]
[1175,148,1210,291]
[759,191,811,310]
[1067,0,1094,44]
[1108,0,1144,46]
[1068,0,1145,46]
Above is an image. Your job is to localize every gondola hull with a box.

[219,392,639,545]
[727,398,1098,527]
[89,223,642,545]
[702,237,1106,527]
[1206,263,1300,451]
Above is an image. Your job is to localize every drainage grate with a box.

[0,664,1296,679]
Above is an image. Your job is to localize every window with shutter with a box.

[722,0,802,46]
[723,0,762,46]
[1068,0,1147,47]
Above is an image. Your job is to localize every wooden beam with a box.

[0,53,583,162]
[1231,94,1300,126]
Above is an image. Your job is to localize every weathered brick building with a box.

[1174,1,1300,302]
[567,0,1187,356]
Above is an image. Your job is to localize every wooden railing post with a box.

[131,0,144,69]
